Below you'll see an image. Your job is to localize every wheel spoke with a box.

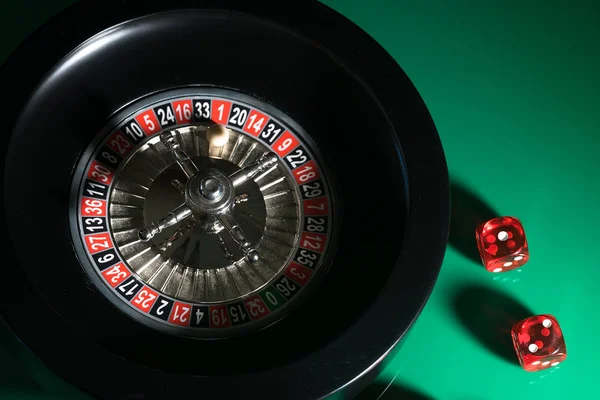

[214,231,235,262]
[229,152,278,187]
[160,131,198,178]
[158,219,195,251]
[217,212,259,263]
[138,203,192,241]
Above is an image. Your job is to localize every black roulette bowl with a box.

[0,1,450,399]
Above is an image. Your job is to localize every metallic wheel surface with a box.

[71,88,334,337]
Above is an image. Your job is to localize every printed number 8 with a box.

[101,151,117,164]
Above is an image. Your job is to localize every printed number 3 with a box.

[196,102,209,118]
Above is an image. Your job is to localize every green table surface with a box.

[2,1,599,399]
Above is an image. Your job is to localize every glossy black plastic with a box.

[1,1,449,399]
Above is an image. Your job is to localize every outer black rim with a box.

[1,1,450,399]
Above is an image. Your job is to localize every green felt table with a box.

[1,1,599,399]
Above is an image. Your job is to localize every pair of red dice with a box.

[475,217,566,372]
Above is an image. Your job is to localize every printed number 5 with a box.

[144,114,155,131]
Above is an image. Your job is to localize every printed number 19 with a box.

[212,308,228,326]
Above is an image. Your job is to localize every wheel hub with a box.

[185,168,234,215]
[199,177,224,201]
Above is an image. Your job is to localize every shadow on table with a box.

[451,284,532,365]
[448,181,499,265]
[0,318,43,392]
[354,381,435,400]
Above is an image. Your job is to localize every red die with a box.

[511,314,567,372]
[476,216,529,273]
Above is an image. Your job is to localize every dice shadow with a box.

[448,181,499,265]
[451,285,533,365]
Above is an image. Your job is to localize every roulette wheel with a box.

[0,0,450,398]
